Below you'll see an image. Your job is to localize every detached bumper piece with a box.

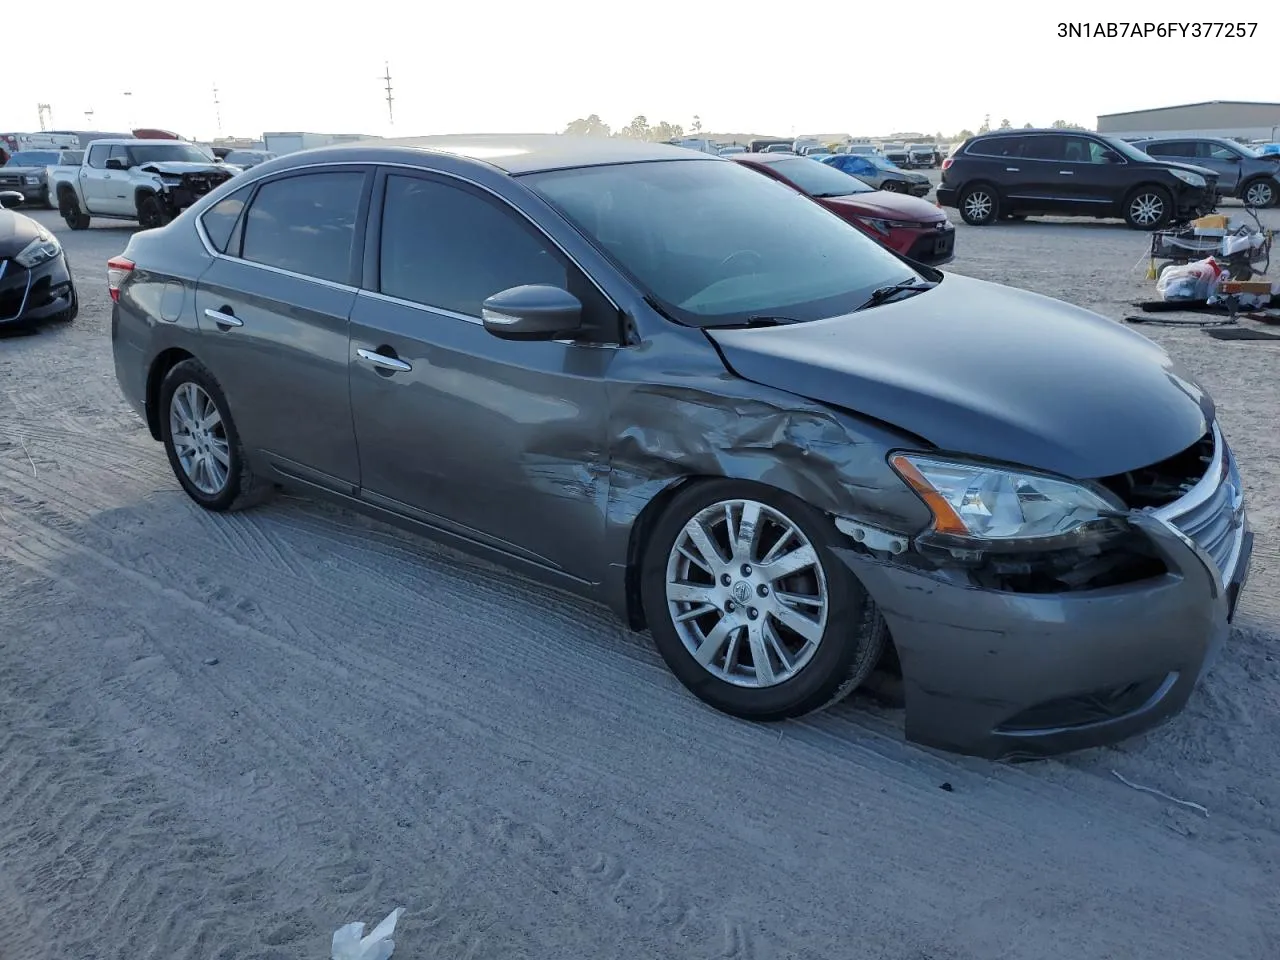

[836,426,1251,760]
[169,171,234,211]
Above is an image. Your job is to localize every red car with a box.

[731,153,955,266]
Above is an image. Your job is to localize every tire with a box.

[159,358,270,512]
[640,479,888,721]
[1241,178,1277,209]
[58,284,78,322]
[1123,186,1172,230]
[137,193,170,230]
[959,183,999,225]
[59,189,90,230]
[880,180,905,193]
[42,186,56,210]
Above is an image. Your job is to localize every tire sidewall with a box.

[640,479,883,720]
[959,184,998,225]
[159,359,246,511]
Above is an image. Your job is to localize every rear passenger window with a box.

[378,174,568,317]
[240,171,365,284]
[968,136,1025,158]
[200,185,253,254]
[1022,137,1065,161]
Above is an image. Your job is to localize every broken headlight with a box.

[14,233,61,268]
[889,453,1126,550]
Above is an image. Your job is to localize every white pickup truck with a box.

[50,139,238,230]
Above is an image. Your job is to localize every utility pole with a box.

[84,108,94,124]
[37,103,52,131]
[382,62,394,127]
[213,85,223,136]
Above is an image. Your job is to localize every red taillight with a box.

[107,256,135,302]
[940,157,954,171]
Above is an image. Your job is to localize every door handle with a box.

[204,307,243,327]
[1058,170,1074,175]
[1005,167,1020,172]
[356,347,412,373]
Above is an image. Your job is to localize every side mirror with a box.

[481,284,582,341]
[0,190,24,209]
[105,157,127,170]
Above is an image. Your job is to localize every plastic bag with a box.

[332,907,405,960]
[1156,256,1223,301]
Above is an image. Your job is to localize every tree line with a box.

[564,113,1090,144]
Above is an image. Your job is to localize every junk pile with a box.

[1147,212,1272,286]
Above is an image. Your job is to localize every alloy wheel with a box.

[1244,181,1274,208]
[1129,193,1165,226]
[963,190,993,221]
[169,382,231,495]
[664,499,829,689]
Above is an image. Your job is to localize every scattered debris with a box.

[1205,327,1280,341]
[202,657,220,666]
[939,782,954,793]
[332,906,405,960]
[1124,315,1235,327]
[1111,770,1209,818]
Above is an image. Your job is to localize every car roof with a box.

[287,134,718,175]
[730,152,798,165]
[970,128,1106,138]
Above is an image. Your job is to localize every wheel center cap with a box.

[731,581,752,604]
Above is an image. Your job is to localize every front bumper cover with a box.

[834,510,1252,760]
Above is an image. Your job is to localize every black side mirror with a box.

[105,157,127,170]
[482,284,583,341]
[0,190,24,209]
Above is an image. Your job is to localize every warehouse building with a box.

[1097,101,1280,142]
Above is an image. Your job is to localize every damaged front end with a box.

[142,164,235,215]
[830,423,1252,760]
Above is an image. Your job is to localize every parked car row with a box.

[935,128,1252,229]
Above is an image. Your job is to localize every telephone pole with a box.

[37,103,52,131]
[213,85,222,136]
[382,62,394,127]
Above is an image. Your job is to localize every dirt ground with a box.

[2,192,1279,960]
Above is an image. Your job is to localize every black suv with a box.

[1130,137,1280,209]
[937,129,1219,230]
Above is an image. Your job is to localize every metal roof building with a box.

[1096,101,1280,142]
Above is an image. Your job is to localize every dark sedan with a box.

[0,191,78,327]
[107,135,1250,759]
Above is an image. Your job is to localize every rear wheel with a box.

[1124,186,1172,230]
[159,359,270,512]
[959,183,999,225]
[640,480,887,721]
[59,189,90,230]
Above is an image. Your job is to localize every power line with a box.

[382,62,394,126]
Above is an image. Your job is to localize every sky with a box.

[6,2,1275,142]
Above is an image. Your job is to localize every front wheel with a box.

[138,193,170,230]
[60,190,90,230]
[640,481,887,721]
[1124,186,1172,230]
[880,180,905,193]
[159,358,270,512]
[1242,178,1276,209]
[959,184,999,225]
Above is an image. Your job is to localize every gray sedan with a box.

[108,135,1251,759]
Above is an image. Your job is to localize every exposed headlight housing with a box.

[160,174,183,185]
[14,233,61,268]
[857,217,893,235]
[1168,168,1206,188]
[889,453,1125,551]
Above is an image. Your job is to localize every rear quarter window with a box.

[199,185,255,254]
[965,137,1026,158]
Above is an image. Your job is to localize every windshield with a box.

[765,157,874,197]
[1102,137,1159,162]
[5,151,59,166]
[1228,141,1261,159]
[127,144,216,165]
[525,159,922,327]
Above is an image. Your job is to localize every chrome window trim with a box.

[358,288,481,326]
[194,159,623,315]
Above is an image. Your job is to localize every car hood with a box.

[0,208,45,255]
[137,161,229,176]
[706,273,1213,479]
[823,191,946,222]
[1160,159,1218,180]
[0,165,47,176]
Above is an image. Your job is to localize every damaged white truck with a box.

[52,139,238,231]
